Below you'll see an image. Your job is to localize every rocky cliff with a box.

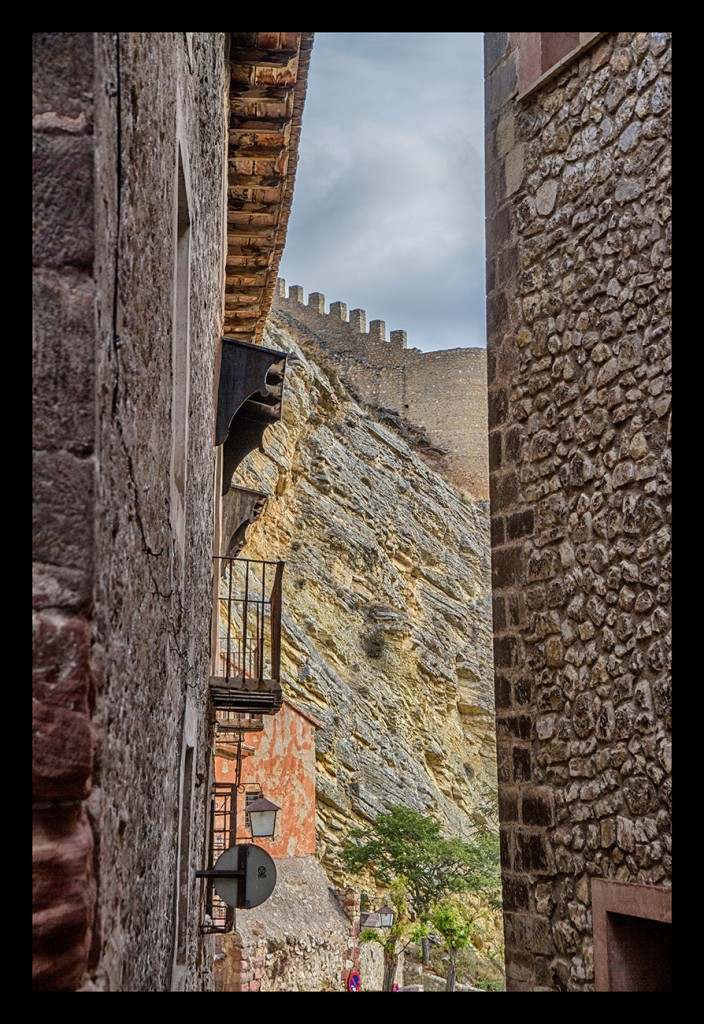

[232,316,496,886]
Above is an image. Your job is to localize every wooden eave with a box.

[225,31,313,344]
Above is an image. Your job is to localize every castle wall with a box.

[484,32,671,991]
[273,283,489,498]
[404,347,489,500]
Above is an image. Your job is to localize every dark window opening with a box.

[604,912,672,992]
[592,878,672,992]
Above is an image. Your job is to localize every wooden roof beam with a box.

[229,45,299,66]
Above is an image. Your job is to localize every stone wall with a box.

[91,32,228,992]
[214,861,386,992]
[33,31,102,992]
[273,282,489,498]
[484,32,671,991]
[33,32,230,992]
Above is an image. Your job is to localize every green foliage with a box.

[359,877,429,991]
[341,803,502,922]
[343,800,505,991]
[430,903,475,954]
[474,976,505,992]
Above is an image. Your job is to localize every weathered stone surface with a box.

[32,804,95,991]
[234,317,496,890]
[485,30,671,992]
[33,33,95,121]
[33,31,316,994]
[32,132,94,268]
[218,857,384,992]
[32,448,95,576]
[87,32,229,994]
[33,268,96,451]
[33,610,95,801]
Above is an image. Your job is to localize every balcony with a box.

[210,557,284,716]
[216,711,265,735]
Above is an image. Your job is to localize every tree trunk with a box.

[446,950,458,992]
[383,952,399,992]
[422,936,430,965]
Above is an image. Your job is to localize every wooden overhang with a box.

[216,336,288,494]
[225,31,314,344]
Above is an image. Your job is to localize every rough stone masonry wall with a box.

[33,31,100,993]
[484,32,671,991]
[273,284,489,498]
[89,32,229,992]
[214,866,385,992]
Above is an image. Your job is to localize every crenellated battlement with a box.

[274,278,409,360]
[272,279,489,499]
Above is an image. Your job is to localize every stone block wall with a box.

[90,32,228,992]
[273,282,489,497]
[32,31,100,992]
[214,862,385,992]
[33,32,230,992]
[484,32,671,991]
[404,347,489,500]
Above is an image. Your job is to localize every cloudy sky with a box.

[278,32,487,353]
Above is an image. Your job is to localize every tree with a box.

[430,902,475,992]
[359,877,428,991]
[341,803,502,965]
[428,892,506,991]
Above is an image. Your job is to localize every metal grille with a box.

[210,557,284,714]
[201,783,237,934]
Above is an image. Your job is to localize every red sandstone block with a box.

[32,610,94,705]
[32,805,95,991]
[33,612,95,801]
[33,702,94,801]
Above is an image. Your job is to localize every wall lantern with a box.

[246,795,280,839]
[377,906,395,928]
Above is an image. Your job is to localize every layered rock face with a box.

[233,318,496,884]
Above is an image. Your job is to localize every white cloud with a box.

[280,32,487,351]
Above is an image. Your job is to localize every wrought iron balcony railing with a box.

[209,557,284,716]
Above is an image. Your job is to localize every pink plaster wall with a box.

[215,699,319,858]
